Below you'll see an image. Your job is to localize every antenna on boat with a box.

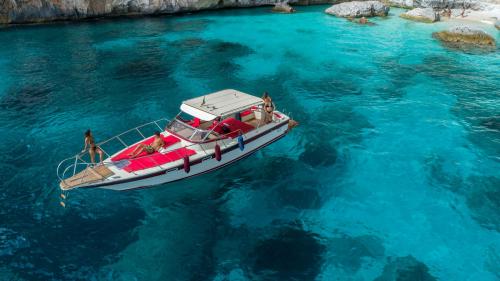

[201,96,206,106]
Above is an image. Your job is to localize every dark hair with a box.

[85,129,91,137]
[262,92,269,99]
[154,131,161,137]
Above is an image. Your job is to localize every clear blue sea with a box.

[0,5,499,280]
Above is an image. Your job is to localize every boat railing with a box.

[57,118,170,184]
[56,120,245,188]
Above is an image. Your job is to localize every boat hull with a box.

[84,120,289,191]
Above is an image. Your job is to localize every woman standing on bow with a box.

[82,129,104,165]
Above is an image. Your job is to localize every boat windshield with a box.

[166,118,213,142]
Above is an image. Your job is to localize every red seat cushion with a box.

[111,135,180,162]
[210,117,254,138]
[188,118,201,127]
[241,106,258,117]
[241,110,252,117]
[123,148,196,172]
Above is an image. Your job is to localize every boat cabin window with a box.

[166,114,218,142]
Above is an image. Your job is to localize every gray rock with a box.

[384,0,487,10]
[495,19,500,30]
[448,25,491,36]
[384,0,414,8]
[272,2,295,13]
[400,7,440,22]
[414,0,482,10]
[325,1,390,18]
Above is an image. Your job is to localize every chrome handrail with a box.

[57,118,170,182]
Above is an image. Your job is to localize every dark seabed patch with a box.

[170,37,207,51]
[299,142,338,167]
[0,200,145,280]
[479,116,500,131]
[326,234,385,272]
[314,106,372,145]
[0,83,54,114]
[250,227,325,281]
[186,40,254,83]
[425,156,500,232]
[112,41,175,81]
[212,154,330,211]
[424,155,463,193]
[374,55,418,99]
[465,176,500,232]
[113,57,171,80]
[374,255,437,281]
[274,180,324,210]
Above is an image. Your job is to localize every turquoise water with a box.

[0,5,499,280]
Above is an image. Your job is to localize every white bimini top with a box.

[180,89,264,121]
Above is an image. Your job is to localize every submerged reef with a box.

[374,255,437,281]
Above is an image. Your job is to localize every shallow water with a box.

[0,6,499,281]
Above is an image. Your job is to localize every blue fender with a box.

[238,135,245,151]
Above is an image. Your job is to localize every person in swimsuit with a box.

[128,131,165,158]
[262,91,275,123]
[82,129,104,165]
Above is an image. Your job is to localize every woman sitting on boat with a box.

[82,129,104,165]
[262,91,274,123]
[128,131,165,158]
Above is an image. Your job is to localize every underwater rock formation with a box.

[251,227,325,280]
[433,25,496,47]
[325,1,390,18]
[374,255,437,281]
[400,7,440,22]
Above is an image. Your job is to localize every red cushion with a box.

[188,118,201,127]
[111,135,180,162]
[123,148,196,172]
[211,117,254,138]
[241,110,251,117]
[241,106,258,117]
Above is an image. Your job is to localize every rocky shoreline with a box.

[322,0,497,50]
[0,0,301,24]
[1,0,499,25]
